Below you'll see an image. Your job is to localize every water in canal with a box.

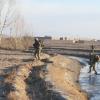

[71,56,100,100]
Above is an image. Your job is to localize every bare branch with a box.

[0,0,17,35]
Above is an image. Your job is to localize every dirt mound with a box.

[47,55,88,100]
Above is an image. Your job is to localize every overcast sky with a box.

[17,0,100,39]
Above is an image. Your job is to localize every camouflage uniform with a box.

[33,39,42,60]
[88,45,99,74]
[89,54,97,74]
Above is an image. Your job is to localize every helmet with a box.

[35,38,39,41]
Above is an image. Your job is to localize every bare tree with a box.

[0,0,17,45]
[0,0,34,50]
[0,0,17,35]
[0,0,5,34]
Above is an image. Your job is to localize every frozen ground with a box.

[71,56,100,100]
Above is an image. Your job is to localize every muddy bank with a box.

[0,53,88,100]
[25,54,88,100]
[47,55,88,100]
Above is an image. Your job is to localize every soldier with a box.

[33,38,42,60]
[88,45,99,74]
[89,55,98,74]
[91,44,95,54]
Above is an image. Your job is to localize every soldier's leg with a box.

[34,50,36,58]
[88,65,92,73]
[37,49,40,60]
[34,49,38,59]
[93,64,97,74]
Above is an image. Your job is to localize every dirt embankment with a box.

[0,53,88,100]
[47,55,88,100]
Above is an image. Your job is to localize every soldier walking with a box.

[33,38,42,60]
[88,45,99,74]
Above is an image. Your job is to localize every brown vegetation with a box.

[0,36,34,50]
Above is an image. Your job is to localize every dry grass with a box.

[5,54,47,100]
[0,36,33,50]
[44,40,100,50]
